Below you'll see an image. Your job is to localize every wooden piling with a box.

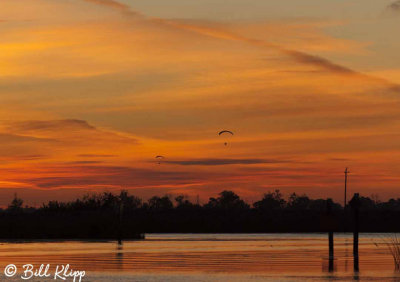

[326,200,334,272]
[350,193,360,272]
[329,231,334,272]
[118,201,124,245]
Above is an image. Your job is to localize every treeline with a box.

[1,190,400,238]
[7,189,400,213]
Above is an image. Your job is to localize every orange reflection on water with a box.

[0,233,398,281]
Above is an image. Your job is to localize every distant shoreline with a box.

[2,190,399,239]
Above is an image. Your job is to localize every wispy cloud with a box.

[328,158,351,162]
[0,119,139,164]
[165,158,290,166]
[0,133,56,143]
[3,119,137,144]
[164,21,358,75]
[81,0,347,73]
[0,154,47,162]
[9,119,95,132]
[83,0,139,16]
[10,165,220,189]
[387,0,400,13]
[80,0,399,88]
[65,160,104,164]
[77,154,117,158]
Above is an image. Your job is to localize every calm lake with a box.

[0,233,399,281]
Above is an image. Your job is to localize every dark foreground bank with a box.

[1,190,400,238]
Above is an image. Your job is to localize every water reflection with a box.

[344,237,349,272]
[321,258,337,272]
[115,244,124,271]
[0,233,398,281]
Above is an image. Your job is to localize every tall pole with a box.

[344,168,350,209]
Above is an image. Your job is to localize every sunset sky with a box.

[1,0,400,206]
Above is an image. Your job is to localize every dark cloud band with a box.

[165,158,290,166]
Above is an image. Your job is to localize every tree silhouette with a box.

[175,195,193,208]
[287,193,311,210]
[148,195,173,210]
[3,190,400,238]
[254,190,286,210]
[7,193,23,213]
[205,190,249,210]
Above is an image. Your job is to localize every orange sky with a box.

[1,0,400,206]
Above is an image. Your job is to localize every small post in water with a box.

[118,200,124,245]
[350,193,360,272]
[326,200,334,272]
[329,231,334,272]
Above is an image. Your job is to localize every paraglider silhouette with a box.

[155,155,165,164]
[218,130,233,146]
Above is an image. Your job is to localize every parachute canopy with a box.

[218,130,233,146]
[155,155,165,164]
[218,130,233,136]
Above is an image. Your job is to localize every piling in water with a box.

[118,201,124,245]
[326,200,334,272]
[350,193,360,272]
[329,231,334,272]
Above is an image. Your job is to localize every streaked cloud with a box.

[5,164,223,189]
[84,0,131,11]
[165,158,291,166]
[79,0,399,89]
[77,154,117,158]
[3,119,137,144]
[387,0,400,13]
[9,119,95,132]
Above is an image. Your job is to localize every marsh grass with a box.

[382,234,400,270]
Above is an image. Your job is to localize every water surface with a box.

[0,233,398,281]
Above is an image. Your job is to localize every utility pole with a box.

[344,167,350,209]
